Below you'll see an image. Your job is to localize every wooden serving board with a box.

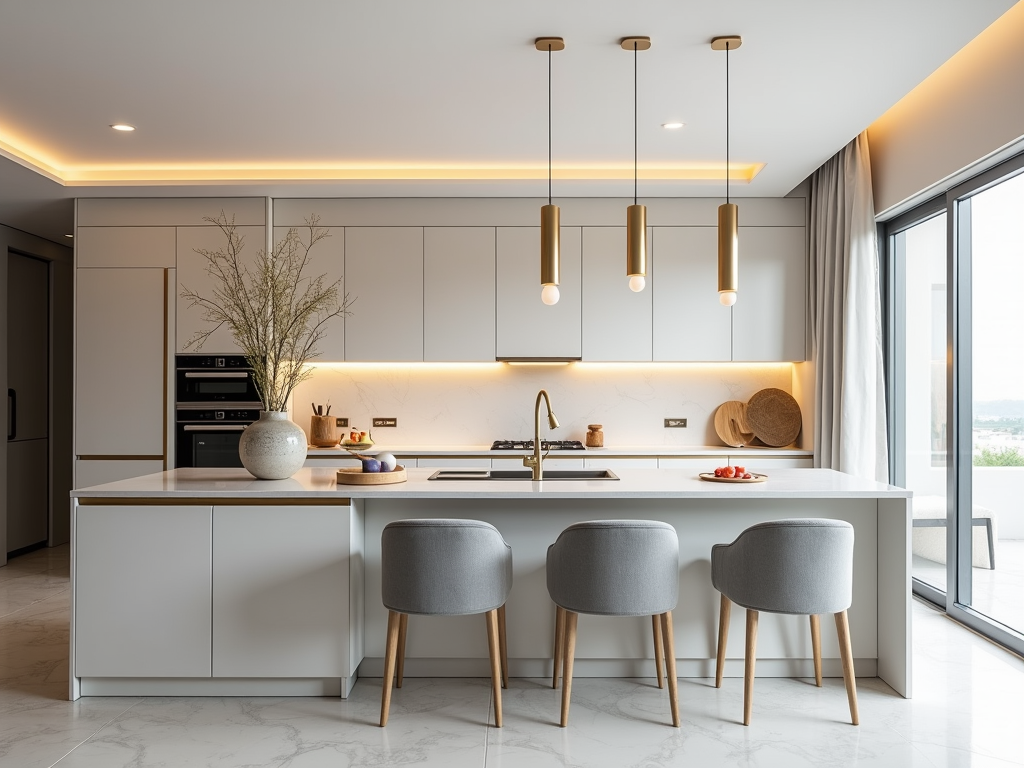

[714,401,755,447]
[336,466,407,485]
[698,472,767,484]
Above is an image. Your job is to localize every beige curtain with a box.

[809,132,889,482]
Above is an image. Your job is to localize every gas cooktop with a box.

[490,440,586,451]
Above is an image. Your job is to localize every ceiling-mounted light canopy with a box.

[536,37,564,305]
[621,36,650,293]
[712,35,742,307]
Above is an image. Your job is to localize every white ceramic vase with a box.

[238,411,307,480]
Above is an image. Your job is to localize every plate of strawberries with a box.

[699,465,767,483]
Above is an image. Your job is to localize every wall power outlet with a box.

[664,418,687,428]
[335,417,348,428]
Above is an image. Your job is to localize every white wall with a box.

[869,2,1024,217]
[292,362,796,449]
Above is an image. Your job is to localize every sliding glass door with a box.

[888,153,1024,655]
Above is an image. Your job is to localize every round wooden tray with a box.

[698,472,767,484]
[714,401,755,447]
[336,466,407,485]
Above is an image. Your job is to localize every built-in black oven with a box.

[175,355,262,468]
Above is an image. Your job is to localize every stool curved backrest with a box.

[382,518,513,616]
[547,519,679,617]
[711,518,853,616]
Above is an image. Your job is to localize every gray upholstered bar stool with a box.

[547,520,680,727]
[712,518,859,726]
[379,519,512,728]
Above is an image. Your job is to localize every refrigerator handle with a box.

[7,388,14,440]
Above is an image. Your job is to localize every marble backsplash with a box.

[291,362,801,449]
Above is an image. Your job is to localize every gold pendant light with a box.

[536,37,564,305]
[712,35,742,307]
[621,37,650,292]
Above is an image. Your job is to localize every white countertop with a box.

[306,444,813,458]
[72,467,910,501]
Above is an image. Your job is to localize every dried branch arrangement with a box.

[181,212,352,411]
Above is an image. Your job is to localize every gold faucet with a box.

[524,389,560,480]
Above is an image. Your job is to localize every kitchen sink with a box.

[427,469,619,481]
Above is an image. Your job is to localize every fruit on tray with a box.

[376,452,397,472]
[361,458,381,473]
[342,430,373,445]
[712,465,753,480]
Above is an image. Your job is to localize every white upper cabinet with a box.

[176,225,265,354]
[581,227,653,361]
[495,226,582,359]
[76,227,175,268]
[344,227,424,361]
[423,227,495,362]
[273,225,346,362]
[652,227,732,361]
[76,268,166,456]
[732,227,806,361]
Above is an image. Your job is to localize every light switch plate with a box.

[373,417,398,428]
[335,417,348,428]
[664,418,687,428]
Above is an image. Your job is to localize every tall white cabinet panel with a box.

[581,227,652,361]
[176,225,265,354]
[423,227,495,361]
[75,459,165,489]
[76,227,175,268]
[212,506,350,677]
[652,227,731,361]
[732,227,806,361]
[75,268,165,456]
[495,227,582,359]
[273,225,346,362]
[344,228,424,361]
[75,505,212,677]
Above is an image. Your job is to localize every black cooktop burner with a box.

[491,440,586,451]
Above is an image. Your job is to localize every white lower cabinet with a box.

[490,458,585,470]
[212,506,350,677]
[75,505,213,677]
[585,457,659,469]
[417,458,490,468]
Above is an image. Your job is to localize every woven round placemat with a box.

[745,388,802,447]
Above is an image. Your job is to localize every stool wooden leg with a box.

[716,594,731,689]
[396,613,409,688]
[834,610,859,725]
[379,610,401,727]
[497,604,509,689]
[652,614,665,689]
[560,610,578,727]
[660,611,680,727]
[743,609,758,726]
[552,605,565,689]
[485,608,503,727]
[810,614,822,687]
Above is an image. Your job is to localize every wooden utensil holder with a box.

[310,415,338,447]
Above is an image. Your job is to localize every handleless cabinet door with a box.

[176,225,265,354]
[582,226,653,361]
[496,226,582,359]
[75,268,165,456]
[731,226,807,361]
[212,506,350,677]
[75,505,212,677]
[424,227,495,361]
[652,227,731,361]
[273,225,346,362]
[344,228,423,361]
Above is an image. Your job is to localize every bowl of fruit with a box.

[699,465,767,483]
[340,430,374,449]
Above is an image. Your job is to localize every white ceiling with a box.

[0,0,1017,244]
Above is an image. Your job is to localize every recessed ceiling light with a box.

[110,124,135,132]
[662,122,685,130]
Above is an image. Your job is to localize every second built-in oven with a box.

[175,355,263,468]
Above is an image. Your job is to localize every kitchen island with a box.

[69,467,911,701]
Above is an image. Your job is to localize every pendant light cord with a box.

[634,41,638,206]
[725,41,730,206]
[548,45,552,206]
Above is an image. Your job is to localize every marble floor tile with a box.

[1,545,1023,767]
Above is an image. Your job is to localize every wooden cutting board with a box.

[714,401,755,447]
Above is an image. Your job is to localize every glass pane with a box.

[900,214,949,593]
[969,171,1024,633]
